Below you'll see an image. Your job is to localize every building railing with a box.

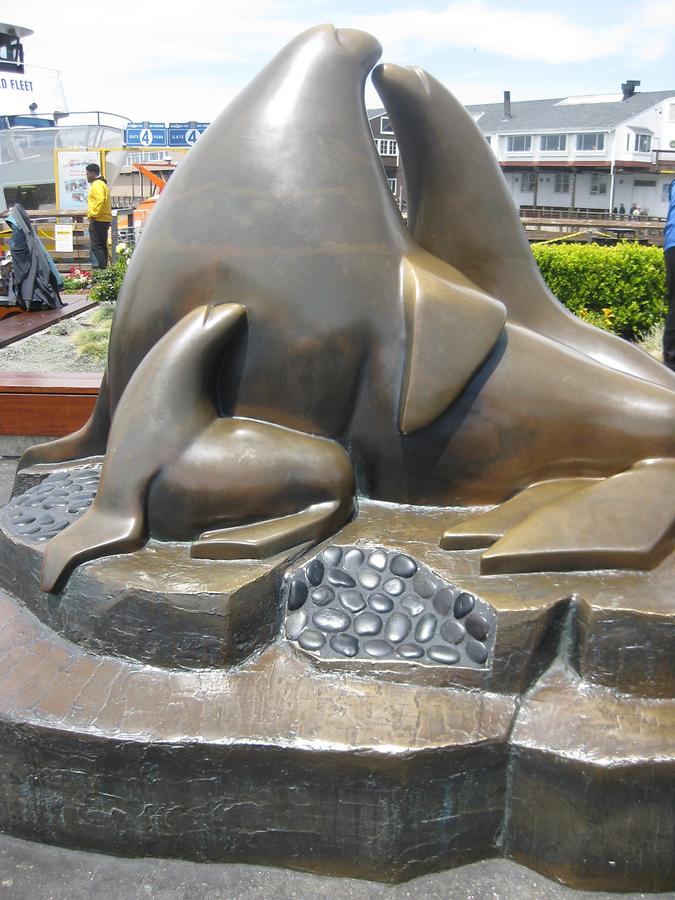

[521,205,666,223]
[652,149,675,167]
[111,195,145,209]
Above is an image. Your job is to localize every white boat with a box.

[0,23,128,210]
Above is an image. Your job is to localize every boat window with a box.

[0,35,24,72]
[3,182,56,210]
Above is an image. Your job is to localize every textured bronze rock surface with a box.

[0,489,674,888]
[1,22,674,893]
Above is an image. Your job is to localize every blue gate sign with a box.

[125,122,168,147]
[168,122,210,147]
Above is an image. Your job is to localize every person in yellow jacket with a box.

[86,162,112,268]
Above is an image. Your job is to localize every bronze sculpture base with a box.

[0,464,673,891]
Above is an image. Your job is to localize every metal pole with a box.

[609,130,616,215]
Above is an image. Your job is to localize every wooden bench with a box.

[0,372,102,436]
[0,295,97,349]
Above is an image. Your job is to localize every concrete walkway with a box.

[0,454,668,899]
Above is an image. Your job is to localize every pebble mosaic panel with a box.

[283,544,495,667]
[2,467,102,543]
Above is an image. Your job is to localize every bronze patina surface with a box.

[0,23,674,892]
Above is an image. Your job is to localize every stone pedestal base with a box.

[0,465,673,889]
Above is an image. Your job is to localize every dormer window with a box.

[507,135,532,152]
[576,133,605,151]
[634,133,651,153]
[540,134,567,151]
[380,116,394,135]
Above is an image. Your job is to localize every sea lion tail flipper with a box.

[191,500,347,560]
[40,501,145,593]
[19,370,111,471]
[479,459,675,574]
[440,477,602,549]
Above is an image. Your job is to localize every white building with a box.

[467,82,675,217]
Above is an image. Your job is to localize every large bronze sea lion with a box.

[22,25,675,590]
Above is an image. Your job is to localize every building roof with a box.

[465,90,675,134]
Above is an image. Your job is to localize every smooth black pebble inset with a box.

[454,592,475,618]
[298,629,326,651]
[466,613,489,641]
[466,638,488,664]
[326,568,356,588]
[306,559,324,586]
[433,587,455,616]
[330,634,359,657]
[389,554,417,578]
[312,609,351,632]
[288,580,308,611]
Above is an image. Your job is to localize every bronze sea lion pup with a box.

[40,304,355,593]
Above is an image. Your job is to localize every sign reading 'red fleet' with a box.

[0,64,67,117]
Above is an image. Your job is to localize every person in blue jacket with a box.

[664,179,675,371]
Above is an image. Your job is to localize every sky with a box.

[16,0,675,123]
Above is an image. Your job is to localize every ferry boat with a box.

[0,23,129,211]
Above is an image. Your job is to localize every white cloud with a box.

[17,0,675,121]
[352,2,633,64]
[644,0,675,28]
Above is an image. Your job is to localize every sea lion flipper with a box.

[40,504,145,593]
[399,252,506,434]
[440,477,602,550]
[480,459,675,574]
[191,500,346,561]
[18,370,111,471]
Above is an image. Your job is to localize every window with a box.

[664,182,672,201]
[3,182,56,209]
[576,133,605,151]
[634,179,656,187]
[590,174,607,195]
[380,116,394,134]
[377,139,397,156]
[540,134,567,152]
[387,177,397,194]
[507,135,532,152]
[485,135,491,144]
[125,150,164,164]
[520,172,536,192]
[634,133,651,153]
[554,172,570,193]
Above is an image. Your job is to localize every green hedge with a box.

[531,242,666,340]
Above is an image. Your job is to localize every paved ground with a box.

[0,454,671,899]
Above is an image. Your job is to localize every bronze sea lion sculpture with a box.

[23,24,675,591]
[373,62,675,389]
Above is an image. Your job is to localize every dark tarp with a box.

[6,204,64,310]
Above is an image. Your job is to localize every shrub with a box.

[89,243,132,304]
[531,242,666,341]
